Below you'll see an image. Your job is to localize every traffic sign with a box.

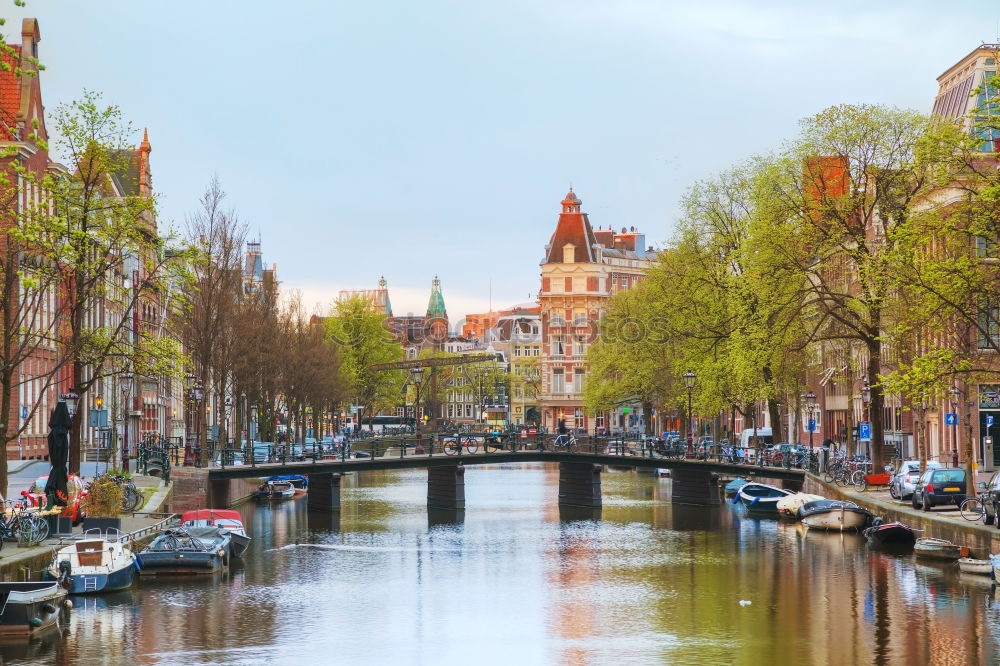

[945,413,958,426]
[987,415,994,427]
[859,422,871,440]
[808,419,816,433]
[20,406,27,419]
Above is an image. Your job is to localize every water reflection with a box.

[6,464,999,665]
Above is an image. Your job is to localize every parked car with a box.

[912,467,967,511]
[24,474,87,524]
[890,460,942,499]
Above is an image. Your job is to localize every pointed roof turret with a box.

[426,275,447,321]
[544,188,598,264]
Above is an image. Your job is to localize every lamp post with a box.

[119,370,133,472]
[805,391,817,454]
[861,380,872,459]
[412,367,425,454]
[683,370,696,455]
[949,385,960,467]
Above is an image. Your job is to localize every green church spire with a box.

[426,275,447,321]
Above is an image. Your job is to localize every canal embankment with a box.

[0,475,173,582]
[805,473,1000,557]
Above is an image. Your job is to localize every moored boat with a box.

[914,537,967,561]
[181,509,251,558]
[256,479,295,500]
[737,483,794,514]
[139,527,231,575]
[266,475,308,495]
[655,468,670,478]
[724,477,749,497]
[0,582,67,637]
[45,529,138,594]
[776,492,825,518]
[863,521,917,546]
[798,499,873,531]
[957,557,992,575]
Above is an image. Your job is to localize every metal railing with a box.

[156,433,813,473]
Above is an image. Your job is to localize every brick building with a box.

[538,189,654,432]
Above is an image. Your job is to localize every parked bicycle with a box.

[960,490,991,523]
[443,436,479,456]
[0,499,50,548]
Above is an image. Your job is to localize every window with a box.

[514,346,521,357]
[979,301,1000,349]
[553,369,565,393]
[976,235,998,258]
[573,369,585,393]
[574,336,586,356]
[553,336,564,355]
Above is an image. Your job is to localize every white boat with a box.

[914,537,966,561]
[957,557,992,575]
[798,499,873,531]
[737,483,794,514]
[775,492,825,518]
[655,468,670,478]
[46,529,138,594]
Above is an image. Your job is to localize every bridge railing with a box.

[176,433,818,473]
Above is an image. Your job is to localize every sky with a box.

[3,1,993,322]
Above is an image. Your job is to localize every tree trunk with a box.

[915,403,927,472]
[767,398,783,443]
[962,386,976,487]
[867,341,884,469]
[642,400,653,436]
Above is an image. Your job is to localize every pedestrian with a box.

[952,449,959,468]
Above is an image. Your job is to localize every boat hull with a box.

[0,583,67,637]
[802,508,870,531]
[46,562,136,594]
[138,551,223,575]
[229,532,251,558]
[914,539,964,561]
[957,558,992,575]
[863,523,916,546]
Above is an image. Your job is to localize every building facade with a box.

[538,189,654,432]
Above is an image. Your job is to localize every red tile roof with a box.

[0,45,22,140]
[544,189,598,264]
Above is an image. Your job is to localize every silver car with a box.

[890,460,942,499]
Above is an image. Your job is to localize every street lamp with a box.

[119,370,133,472]
[949,385,960,467]
[805,391,817,456]
[683,370,696,454]
[411,367,425,454]
[61,389,79,418]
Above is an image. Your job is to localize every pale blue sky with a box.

[4,1,993,320]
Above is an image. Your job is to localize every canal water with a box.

[6,463,1000,665]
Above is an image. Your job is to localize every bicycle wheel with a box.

[960,498,985,522]
[444,443,458,456]
[123,485,142,512]
[466,442,479,454]
[852,471,867,492]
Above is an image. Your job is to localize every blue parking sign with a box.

[20,406,27,419]
[988,415,995,427]
[859,422,871,440]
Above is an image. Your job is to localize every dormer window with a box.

[563,243,575,263]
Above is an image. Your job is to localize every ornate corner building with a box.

[538,189,654,432]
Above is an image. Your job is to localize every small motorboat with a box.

[139,527,232,575]
[655,468,670,478]
[863,521,917,546]
[776,492,825,518]
[46,529,138,594]
[736,483,794,514]
[914,537,967,561]
[724,478,749,497]
[798,499,874,531]
[181,509,251,558]
[266,474,308,494]
[256,479,295,500]
[957,557,993,575]
[0,582,68,637]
